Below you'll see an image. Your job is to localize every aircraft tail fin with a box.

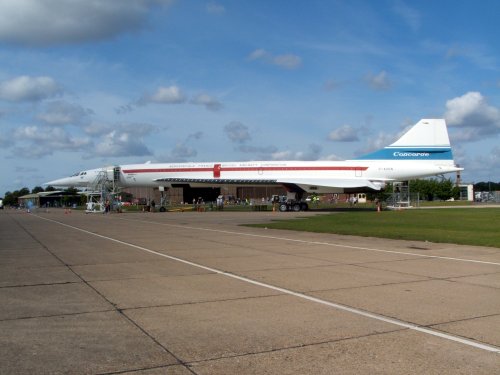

[354,119,454,161]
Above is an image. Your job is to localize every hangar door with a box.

[183,187,221,204]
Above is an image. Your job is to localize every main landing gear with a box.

[272,191,309,212]
[278,201,309,212]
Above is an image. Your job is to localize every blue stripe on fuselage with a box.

[354,147,453,160]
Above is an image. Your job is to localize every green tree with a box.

[410,178,457,201]
[3,191,15,206]
[451,186,461,200]
[3,187,30,206]
[474,181,500,191]
[435,179,453,200]
[410,179,435,201]
[32,186,44,194]
[18,187,30,196]
[375,182,393,201]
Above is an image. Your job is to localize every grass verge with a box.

[247,208,500,248]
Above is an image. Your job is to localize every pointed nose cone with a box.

[44,168,99,187]
[44,177,78,187]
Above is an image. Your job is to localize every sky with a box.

[1,0,499,194]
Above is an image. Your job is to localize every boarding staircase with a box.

[386,182,420,209]
[85,167,121,212]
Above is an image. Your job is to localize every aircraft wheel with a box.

[279,203,288,212]
[300,202,309,211]
[159,206,166,212]
[292,203,301,212]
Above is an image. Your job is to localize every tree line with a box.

[1,186,133,207]
[406,179,460,201]
[2,180,499,207]
[1,186,78,207]
[375,179,498,201]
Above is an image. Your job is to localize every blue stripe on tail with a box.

[354,147,453,160]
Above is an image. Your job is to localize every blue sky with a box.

[1,0,499,194]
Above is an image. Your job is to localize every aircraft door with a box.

[355,168,363,177]
[113,166,121,184]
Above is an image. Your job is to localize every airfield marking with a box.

[119,216,500,267]
[33,214,500,354]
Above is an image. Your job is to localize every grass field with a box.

[248,208,500,248]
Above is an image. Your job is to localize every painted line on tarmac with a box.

[34,214,500,354]
[119,216,500,267]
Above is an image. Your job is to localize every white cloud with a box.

[140,85,187,105]
[12,125,91,158]
[81,122,156,157]
[365,70,391,91]
[271,144,322,161]
[0,76,62,102]
[445,92,499,126]
[84,122,155,136]
[37,101,93,126]
[14,125,77,144]
[224,121,251,143]
[328,125,360,142]
[237,145,278,154]
[158,132,202,162]
[248,49,302,70]
[235,144,279,160]
[84,122,113,136]
[171,142,197,159]
[134,87,222,111]
[444,91,500,141]
[248,49,267,60]
[450,129,483,143]
[320,153,344,161]
[356,131,396,156]
[94,131,152,157]
[0,0,174,46]
[191,94,223,111]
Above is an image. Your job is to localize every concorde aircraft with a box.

[45,119,462,208]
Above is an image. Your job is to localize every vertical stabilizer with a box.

[354,119,454,161]
[390,119,450,148]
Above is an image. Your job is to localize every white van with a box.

[356,193,367,204]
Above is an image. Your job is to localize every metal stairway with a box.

[85,167,121,212]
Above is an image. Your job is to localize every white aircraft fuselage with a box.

[45,119,463,194]
[112,159,458,193]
